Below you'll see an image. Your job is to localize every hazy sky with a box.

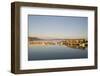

[28,15,88,39]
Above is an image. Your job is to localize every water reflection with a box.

[28,39,88,61]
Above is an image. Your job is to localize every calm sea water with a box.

[28,45,88,61]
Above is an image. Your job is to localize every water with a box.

[28,45,88,61]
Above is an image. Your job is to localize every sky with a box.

[28,15,88,39]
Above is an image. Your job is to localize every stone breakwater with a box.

[29,39,88,49]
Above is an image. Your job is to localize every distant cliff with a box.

[28,37,42,41]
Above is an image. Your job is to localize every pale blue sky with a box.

[28,15,88,39]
